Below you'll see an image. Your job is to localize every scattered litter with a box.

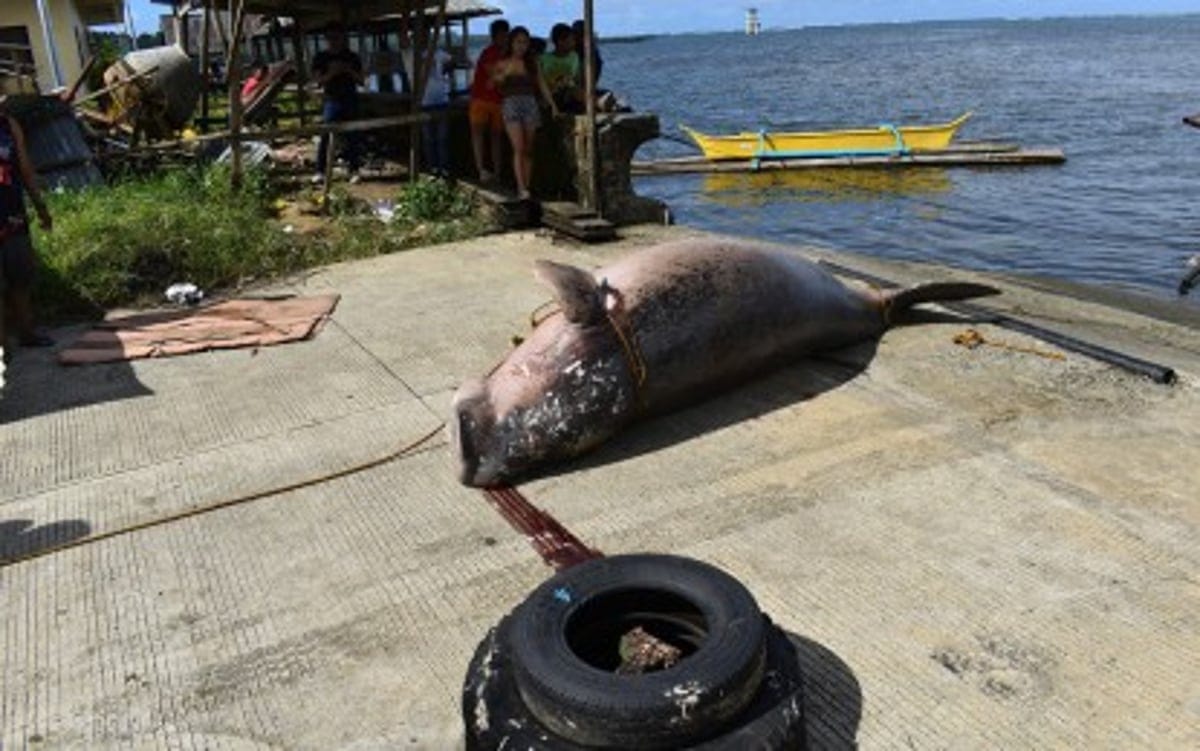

[216,141,273,168]
[164,282,205,306]
[953,328,1066,361]
[372,199,397,224]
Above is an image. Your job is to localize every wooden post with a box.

[419,0,447,103]
[62,55,95,102]
[227,0,247,190]
[291,19,307,126]
[582,0,600,214]
[177,2,191,56]
[199,0,211,132]
[405,0,420,179]
[406,0,447,179]
[323,132,336,206]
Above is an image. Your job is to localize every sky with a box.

[125,1,1197,38]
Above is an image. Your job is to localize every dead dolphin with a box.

[451,238,998,487]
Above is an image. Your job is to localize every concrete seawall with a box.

[2,225,1197,748]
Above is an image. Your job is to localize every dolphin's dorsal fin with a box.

[534,260,604,325]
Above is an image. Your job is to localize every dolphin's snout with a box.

[451,379,496,487]
[448,408,478,486]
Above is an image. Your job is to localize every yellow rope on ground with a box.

[953,328,1066,361]
[0,422,447,569]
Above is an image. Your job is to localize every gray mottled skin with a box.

[452,238,996,487]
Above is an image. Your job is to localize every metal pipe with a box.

[32,0,65,89]
[817,259,1178,385]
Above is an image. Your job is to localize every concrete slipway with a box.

[1,224,1198,750]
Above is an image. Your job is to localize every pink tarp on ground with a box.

[58,295,340,365]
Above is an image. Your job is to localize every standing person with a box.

[240,59,269,107]
[468,19,509,183]
[311,24,364,184]
[492,26,558,200]
[401,23,454,176]
[571,19,602,89]
[540,23,583,114]
[0,103,54,353]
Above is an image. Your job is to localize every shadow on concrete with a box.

[785,629,863,750]
[2,256,153,423]
[0,518,92,565]
[531,339,879,482]
[1,336,153,423]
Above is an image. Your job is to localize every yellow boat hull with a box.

[682,112,972,161]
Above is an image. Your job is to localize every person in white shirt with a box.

[401,24,454,176]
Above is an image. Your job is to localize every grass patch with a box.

[33,166,491,322]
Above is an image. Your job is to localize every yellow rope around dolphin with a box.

[953,328,1066,361]
[609,315,648,387]
[515,286,648,391]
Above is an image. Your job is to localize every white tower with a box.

[745,7,762,35]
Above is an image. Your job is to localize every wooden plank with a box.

[540,200,615,242]
[541,201,596,219]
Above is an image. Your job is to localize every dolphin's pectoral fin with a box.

[534,259,604,325]
[883,282,1001,324]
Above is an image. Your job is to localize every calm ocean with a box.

[599,14,1200,306]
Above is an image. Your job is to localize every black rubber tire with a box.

[505,554,768,749]
[463,615,806,750]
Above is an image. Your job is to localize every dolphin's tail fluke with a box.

[883,282,1001,324]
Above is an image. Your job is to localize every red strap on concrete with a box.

[482,487,603,570]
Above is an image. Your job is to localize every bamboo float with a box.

[632,144,1065,175]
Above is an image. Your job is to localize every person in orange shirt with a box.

[468,19,509,183]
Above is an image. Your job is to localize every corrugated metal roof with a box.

[370,1,503,24]
[440,0,504,19]
[3,95,102,190]
[241,1,445,22]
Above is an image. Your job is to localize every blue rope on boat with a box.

[751,129,769,171]
[881,123,911,156]
[748,123,912,166]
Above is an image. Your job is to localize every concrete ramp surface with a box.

[2,226,1198,749]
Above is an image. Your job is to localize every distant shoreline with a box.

[599,12,1200,39]
[465,13,1199,47]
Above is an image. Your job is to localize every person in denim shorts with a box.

[492,26,558,199]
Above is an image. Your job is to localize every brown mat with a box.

[58,294,340,366]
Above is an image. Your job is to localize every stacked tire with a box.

[463,554,806,749]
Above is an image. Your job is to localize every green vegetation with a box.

[32,166,490,321]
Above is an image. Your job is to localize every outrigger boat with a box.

[681,112,973,164]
